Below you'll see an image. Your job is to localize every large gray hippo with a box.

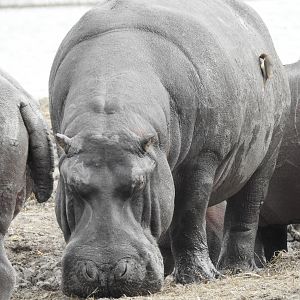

[0,69,54,299]
[258,60,300,261]
[49,0,290,297]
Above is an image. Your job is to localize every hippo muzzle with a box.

[61,234,164,298]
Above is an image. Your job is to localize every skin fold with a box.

[0,69,54,299]
[49,0,290,297]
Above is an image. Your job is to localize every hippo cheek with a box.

[60,238,164,298]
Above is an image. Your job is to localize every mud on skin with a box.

[49,0,290,297]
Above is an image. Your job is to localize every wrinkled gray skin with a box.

[0,69,54,299]
[49,0,290,297]
[257,60,300,262]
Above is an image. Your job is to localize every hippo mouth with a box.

[61,247,164,298]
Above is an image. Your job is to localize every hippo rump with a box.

[0,69,54,299]
[49,0,290,297]
[257,60,300,261]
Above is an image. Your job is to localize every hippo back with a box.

[50,0,285,137]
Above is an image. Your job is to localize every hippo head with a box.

[55,130,174,298]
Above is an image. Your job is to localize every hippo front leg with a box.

[0,236,15,300]
[170,152,220,283]
[0,185,19,299]
[217,159,275,272]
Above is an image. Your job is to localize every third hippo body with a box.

[49,0,290,298]
[258,60,300,260]
[260,60,300,226]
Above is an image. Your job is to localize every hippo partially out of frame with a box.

[257,60,300,261]
[204,61,300,264]
[49,0,290,297]
[0,69,54,299]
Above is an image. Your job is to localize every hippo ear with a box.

[20,101,54,203]
[141,134,157,153]
[259,53,273,83]
[56,133,72,154]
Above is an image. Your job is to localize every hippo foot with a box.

[174,254,221,284]
[217,257,258,274]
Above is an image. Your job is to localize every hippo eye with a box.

[68,181,97,199]
[116,175,146,200]
[117,185,134,200]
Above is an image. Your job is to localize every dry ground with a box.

[5,99,300,299]
[6,198,300,300]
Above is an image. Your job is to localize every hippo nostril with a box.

[113,260,128,281]
[81,261,99,282]
[121,263,128,277]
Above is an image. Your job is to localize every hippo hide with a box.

[0,69,54,300]
[49,0,290,297]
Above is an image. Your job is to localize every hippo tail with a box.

[20,101,54,203]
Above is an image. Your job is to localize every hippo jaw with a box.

[56,132,174,298]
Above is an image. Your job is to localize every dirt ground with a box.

[6,192,300,300]
[5,99,300,300]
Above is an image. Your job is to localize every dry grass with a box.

[119,252,300,300]
[8,194,300,300]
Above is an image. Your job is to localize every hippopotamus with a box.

[257,60,300,261]
[204,61,300,265]
[0,69,54,299]
[49,0,290,297]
